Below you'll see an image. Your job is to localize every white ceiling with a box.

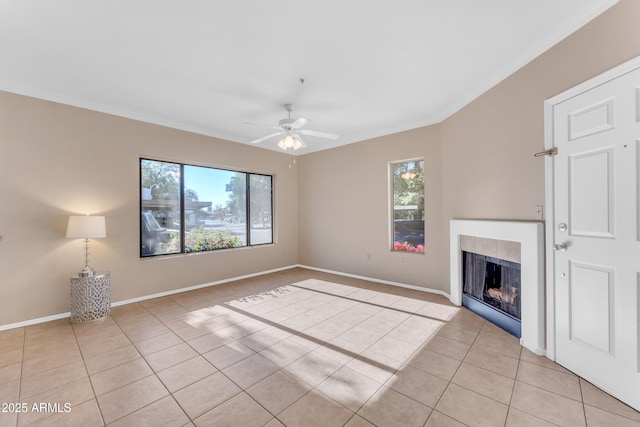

[0,0,617,155]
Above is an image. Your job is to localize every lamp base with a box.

[78,266,96,278]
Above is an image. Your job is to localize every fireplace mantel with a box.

[450,219,545,355]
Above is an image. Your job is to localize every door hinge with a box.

[534,147,558,157]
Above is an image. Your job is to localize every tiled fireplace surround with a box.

[459,235,521,264]
[449,219,545,355]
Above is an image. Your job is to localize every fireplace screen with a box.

[463,251,521,320]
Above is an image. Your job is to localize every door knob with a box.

[554,243,568,251]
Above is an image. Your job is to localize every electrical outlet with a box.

[535,205,544,220]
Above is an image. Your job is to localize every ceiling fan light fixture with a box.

[284,135,295,148]
[278,134,303,151]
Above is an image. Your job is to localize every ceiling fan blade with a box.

[250,132,284,144]
[300,129,339,140]
[290,117,309,129]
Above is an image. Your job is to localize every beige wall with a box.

[0,92,298,326]
[441,0,640,223]
[2,0,639,326]
[299,0,640,293]
[297,125,446,290]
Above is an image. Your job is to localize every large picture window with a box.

[391,159,424,253]
[140,159,273,257]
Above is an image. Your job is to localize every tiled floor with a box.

[1,268,639,426]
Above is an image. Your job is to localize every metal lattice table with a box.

[70,272,111,323]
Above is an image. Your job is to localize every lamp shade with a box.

[66,216,107,239]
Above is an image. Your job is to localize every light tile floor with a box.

[1,268,639,426]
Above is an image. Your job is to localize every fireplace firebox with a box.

[462,251,521,338]
[450,220,544,355]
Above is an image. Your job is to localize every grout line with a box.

[13,327,26,427]
[192,275,462,425]
[115,294,246,424]
[427,322,482,424]
[288,283,449,324]
[5,270,638,425]
[578,375,588,425]
[220,303,396,377]
[104,308,180,425]
[153,276,397,424]
[503,341,520,427]
[69,322,107,427]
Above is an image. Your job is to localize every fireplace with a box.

[462,251,521,337]
[450,220,545,355]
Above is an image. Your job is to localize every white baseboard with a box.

[521,338,547,356]
[111,264,298,307]
[0,265,298,332]
[0,312,71,332]
[297,264,450,298]
[0,264,448,331]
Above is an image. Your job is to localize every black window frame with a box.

[140,158,274,258]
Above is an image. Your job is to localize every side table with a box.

[70,272,111,323]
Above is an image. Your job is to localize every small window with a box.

[140,159,273,257]
[391,159,425,253]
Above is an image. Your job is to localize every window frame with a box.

[389,157,425,254]
[140,158,274,258]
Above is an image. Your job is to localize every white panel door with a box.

[552,65,640,411]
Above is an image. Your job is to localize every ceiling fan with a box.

[246,104,338,151]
